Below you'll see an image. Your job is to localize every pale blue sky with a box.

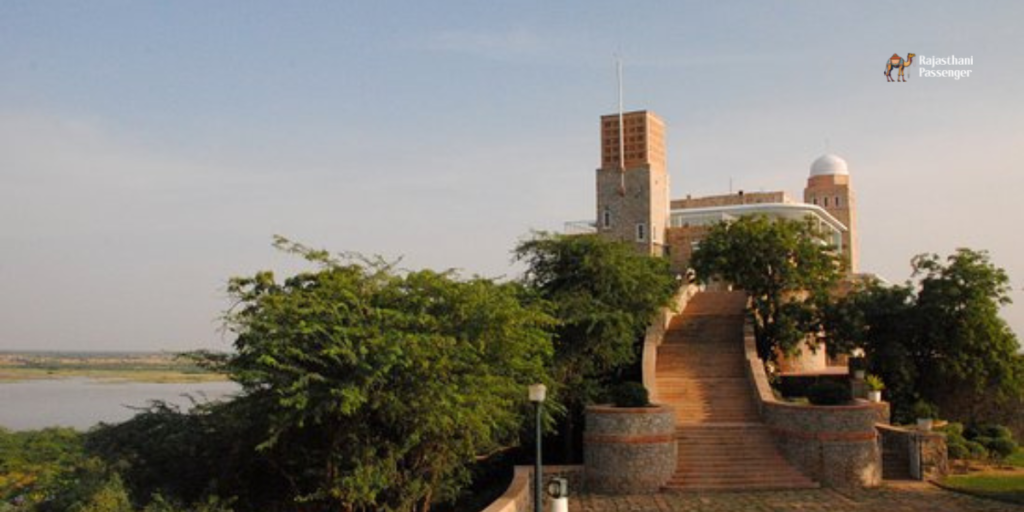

[2,1,1022,351]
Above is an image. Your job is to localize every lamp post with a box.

[528,383,546,512]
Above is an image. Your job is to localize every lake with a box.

[0,378,240,431]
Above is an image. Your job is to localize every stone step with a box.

[665,478,819,491]
[654,291,817,490]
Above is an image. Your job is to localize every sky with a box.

[1,1,1023,352]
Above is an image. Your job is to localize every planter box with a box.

[583,404,676,494]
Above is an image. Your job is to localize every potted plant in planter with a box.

[609,381,651,408]
[864,374,884,403]
[912,400,938,431]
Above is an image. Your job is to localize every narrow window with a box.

[602,209,612,228]
[812,197,817,205]
[835,196,841,207]
[823,197,829,207]
[636,223,646,242]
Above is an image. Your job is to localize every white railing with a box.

[563,220,597,235]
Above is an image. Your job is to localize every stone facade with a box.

[664,225,707,273]
[595,111,669,256]
[805,173,858,273]
[583,405,677,494]
[591,109,859,276]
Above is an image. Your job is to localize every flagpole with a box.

[617,56,625,196]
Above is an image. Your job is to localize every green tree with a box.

[514,233,677,459]
[207,238,553,512]
[690,215,841,362]
[823,280,919,419]
[0,427,88,509]
[824,249,1023,425]
[71,474,132,512]
[912,249,1021,423]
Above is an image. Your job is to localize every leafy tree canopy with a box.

[206,237,553,512]
[514,233,677,408]
[824,248,1023,424]
[690,215,841,361]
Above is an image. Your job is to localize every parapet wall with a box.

[743,318,887,488]
[642,283,699,402]
[480,466,584,512]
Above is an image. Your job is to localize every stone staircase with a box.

[655,291,818,491]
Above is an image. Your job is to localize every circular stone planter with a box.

[583,404,676,494]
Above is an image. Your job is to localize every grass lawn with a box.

[942,463,1024,505]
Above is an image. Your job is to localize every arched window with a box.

[835,196,841,207]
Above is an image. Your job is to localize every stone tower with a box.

[595,110,669,256]
[804,154,858,273]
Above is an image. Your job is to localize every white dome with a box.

[810,154,849,177]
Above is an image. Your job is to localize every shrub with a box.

[940,422,965,437]
[864,374,885,391]
[610,382,650,408]
[806,380,852,405]
[965,440,989,460]
[984,437,1018,462]
[911,400,938,419]
[981,424,1014,441]
[947,442,969,460]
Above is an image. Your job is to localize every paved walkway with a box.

[570,482,1019,511]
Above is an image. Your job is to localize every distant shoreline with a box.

[0,351,230,384]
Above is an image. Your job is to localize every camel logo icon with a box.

[885,53,916,82]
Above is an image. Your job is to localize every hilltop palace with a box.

[568,110,858,277]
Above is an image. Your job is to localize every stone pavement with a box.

[570,482,1020,511]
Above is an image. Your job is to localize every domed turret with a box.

[810,154,849,177]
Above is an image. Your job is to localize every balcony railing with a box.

[563,220,597,235]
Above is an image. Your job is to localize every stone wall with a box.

[584,406,677,494]
[743,319,887,488]
[877,425,948,481]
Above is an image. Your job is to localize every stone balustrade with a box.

[642,283,698,403]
